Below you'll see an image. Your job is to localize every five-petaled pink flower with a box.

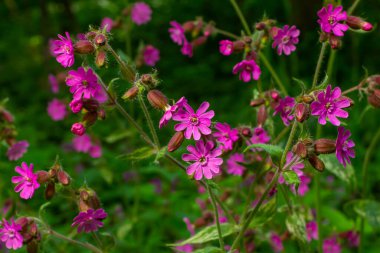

[250,127,270,145]
[181,40,193,57]
[169,21,185,45]
[72,208,108,233]
[48,74,59,93]
[336,126,355,167]
[182,140,223,180]
[226,153,246,176]
[274,96,296,126]
[143,45,160,66]
[272,25,300,56]
[213,122,239,151]
[270,232,284,252]
[11,162,40,199]
[7,141,29,161]
[219,40,234,56]
[306,221,318,241]
[173,101,214,140]
[233,60,261,82]
[101,17,113,32]
[47,99,67,121]
[311,85,351,126]
[66,67,102,101]
[52,32,74,68]
[323,237,341,253]
[131,2,152,25]
[317,4,348,37]
[159,97,187,128]
[0,218,23,250]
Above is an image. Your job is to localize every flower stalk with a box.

[207,183,225,250]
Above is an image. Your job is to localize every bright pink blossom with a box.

[219,40,234,56]
[250,127,270,145]
[183,217,195,236]
[7,141,29,161]
[143,45,160,66]
[72,134,92,153]
[47,99,67,121]
[11,162,40,199]
[323,237,341,253]
[173,101,214,140]
[306,221,318,241]
[159,97,187,128]
[169,21,185,45]
[52,32,74,67]
[270,232,284,252]
[66,67,102,101]
[213,122,239,150]
[272,25,300,56]
[131,2,152,25]
[101,17,113,32]
[311,85,351,126]
[233,60,261,82]
[181,40,193,57]
[0,219,23,250]
[226,153,246,176]
[274,96,296,126]
[89,145,102,158]
[69,99,83,114]
[48,74,59,93]
[295,175,311,196]
[182,140,223,180]
[336,126,355,167]
[317,4,348,37]
[71,122,86,136]
[72,208,107,233]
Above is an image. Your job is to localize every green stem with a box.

[259,52,287,95]
[348,0,361,15]
[326,49,336,83]
[280,121,298,168]
[107,44,135,84]
[138,94,161,149]
[229,0,252,35]
[312,42,328,89]
[48,229,103,253]
[207,183,225,250]
[279,184,293,213]
[92,232,103,249]
[214,27,240,40]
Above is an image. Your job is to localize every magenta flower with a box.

[274,96,296,126]
[175,244,193,253]
[143,45,160,66]
[311,85,351,126]
[173,101,214,140]
[0,219,23,250]
[219,40,234,56]
[306,221,318,241]
[89,145,102,158]
[71,122,86,136]
[72,208,107,233]
[11,162,40,199]
[272,25,300,56]
[130,2,152,25]
[213,122,239,150]
[336,126,355,167]
[250,127,270,145]
[341,230,360,248]
[181,40,193,57]
[317,4,348,37]
[72,134,92,153]
[169,21,185,45]
[66,67,102,101]
[270,232,284,253]
[183,217,195,236]
[226,153,246,176]
[159,97,187,128]
[323,237,341,253]
[233,60,261,82]
[295,175,311,196]
[52,32,74,67]
[69,99,83,114]
[47,99,67,121]
[48,74,59,93]
[101,17,113,32]
[7,141,29,161]
[182,140,223,180]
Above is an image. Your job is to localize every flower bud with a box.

[308,154,325,172]
[346,16,373,31]
[182,21,195,32]
[45,182,55,200]
[255,22,266,31]
[94,34,107,47]
[250,98,265,107]
[78,188,101,212]
[147,90,168,110]
[329,35,342,50]
[301,95,314,104]
[192,36,208,47]
[203,22,215,36]
[233,41,245,53]
[83,111,98,127]
[97,109,106,120]
[140,73,158,88]
[95,50,107,67]
[240,127,252,137]
[368,89,380,108]
[0,109,14,123]
[69,99,83,114]
[36,171,50,184]
[292,139,312,159]
[122,86,139,100]
[71,122,86,136]
[74,40,95,54]
[295,103,310,123]
[257,105,267,126]
[83,99,100,112]
[57,170,70,186]
[168,131,184,152]
[314,139,336,154]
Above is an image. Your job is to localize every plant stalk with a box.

[207,183,225,250]
[312,42,328,89]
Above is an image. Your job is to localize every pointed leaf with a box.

[244,143,283,158]
[319,154,356,186]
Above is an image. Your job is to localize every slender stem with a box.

[229,0,252,35]
[107,44,135,83]
[48,229,103,253]
[214,27,240,40]
[207,183,225,250]
[279,184,293,214]
[312,42,328,89]
[348,0,361,15]
[361,128,380,197]
[240,180,256,223]
[280,121,297,167]
[138,94,161,149]
[326,49,336,83]
[342,78,366,95]
[259,52,288,95]
[215,195,237,225]
[92,232,103,249]
[273,126,290,144]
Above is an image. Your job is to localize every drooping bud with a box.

[240,127,252,137]
[122,86,139,100]
[301,95,314,104]
[192,36,208,47]
[308,154,325,172]
[257,105,267,126]
[314,139,336,155]
[232,41,245,53]
[140,73,158,88]
[295,103,310,123]
[45,182,55,200]
[292,139,312,159]
[57,170,70,186]
[250,98,265,107]
[74,40,95,54]
[367,89,380,108]
[147,90,168,110]
[71,122,86,136]
[0,109,14,123]
[94,34,107,47]
[36,171,50,184]
[168,131,184,152]
[95,50,107,67]
[346,16,373,31]
[329,34,342,50]
[83,99,100,112]
[83,111,98,127]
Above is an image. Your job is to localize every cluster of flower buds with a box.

[346,16,373,32]
[219,37,252,56]
[250,89,281,109]
[15,217,41,253]
[365,75,380,108]
[293,139,326,171]
[77,187,101,212]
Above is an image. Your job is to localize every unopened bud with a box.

[295,103,310,123]
[240,127,252,137]
[329,35,342,50]
[314,139,336,154]
[292,140,312,159]
[192,36,208,47]
[83,111,98,127]
[257,105,267,126]
[122,86,139,100]
[301,95,314,104]
[168,131,184,152]
[45,182,55,200]
[95,50,107,67]
[233,41,245,52]
[36,171,50,184]
[308,154,325,172]
[71,122,86,136]
[250,98,265,107]
[347,16,373,31]
[147,90,168,110]
[255,22,266,31]
[182,21,195,32]
[94,34,107,46]
[368,89,380,108]
[78,188,101,212]
[0,109,14,123]
[140,73,157,88]
[74,40,95,54]
[203,22,215,36]
[57,170,70,186]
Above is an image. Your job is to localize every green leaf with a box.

[192,247,224,253]
[117,222,133,240]
[244,143,284,158]
[120,146,155,160]
[351,200,380,228]
[100,167,113,184]
[283,170,300,185]
[322,206,354,231]
[154,146,167,163]
[248,196,277,227]
[286,212,307,243]
[292,77,306,93]
[319,154,356,186]
[105,130,133,143]
[168,223,238,246]
[316,73,329,90]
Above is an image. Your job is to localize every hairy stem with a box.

[279,184,293,213]
[348,0,361,15]
[229,0,252,35]
[214,27,240,40]
[138,94,161,149]
[207,183,225,250]
[259,52,288,95]
[48,229,103,253]
[312,42,328,89]
[107,44,135,83]
[326,49,336,82]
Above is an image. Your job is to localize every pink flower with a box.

[47,99,67,121]
[181,40,193,57]
[226,153,246,176]
[233,60,261,82]
[0,219,23,250]
[335,126,355,167]
[66,67,102,101]
[306,221,318,241]
[72,134,92,152]
[71,122,86,136]
[173,101,214,140]
[72,208,107,233]
[274,96,296,126]
[11,162,40,199]
[250,127,270,145]
[311,85,351,126]
[169,21,185,45]
[143,45,160,66]
[69,99,83,113]
[219,40,234,56]
[89,145,102,158]
[213,122,239,150]
[7,141,29,161]
[52,32,74,67]
[183,217,195,236]
[131,2,152,25]
[175,244,193,253]
[48,74,59,93]
[182,140,223,180]
[295,175,311,196]
[323,237,341,253]
[317,4,348,37]
[272,25,300,56]
[270,232,284,252]
[341,230,359,248]
[159,97,187,128]
[101,17,113,32]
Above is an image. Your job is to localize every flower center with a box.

[82,80,89,86]
[328,16,336,25]
[190,116,199,125]
[245,65,252,72]
[325,102,334,113]
[199,156,207,165]
[64,45,71,54]
[281,35,290,44]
